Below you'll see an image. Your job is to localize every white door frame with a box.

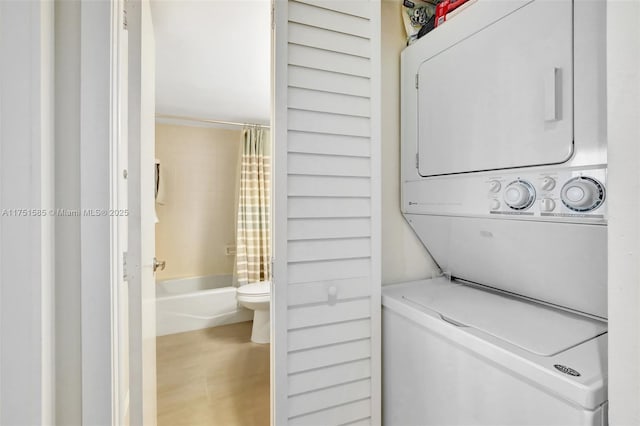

[78,0,129,424]
[126,0,158,424]
[270,1,288,424]
[0,1,54,424]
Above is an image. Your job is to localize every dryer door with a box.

[417,0,573,177]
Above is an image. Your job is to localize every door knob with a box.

[153,257,166,272]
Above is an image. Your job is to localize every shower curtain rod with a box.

[155,113,271,129]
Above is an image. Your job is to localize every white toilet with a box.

[236,281,271,344]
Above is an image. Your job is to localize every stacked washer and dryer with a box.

[383,0,608,425]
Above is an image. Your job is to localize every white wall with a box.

[607,1,640,424]
[155,124,242,280]
[381,0,439,285]
[0,1,54,424]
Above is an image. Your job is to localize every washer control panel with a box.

[403,166,608,223]
[485,168,607,220]
[560,176,606,212]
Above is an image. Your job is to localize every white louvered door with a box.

[272,1,381,425]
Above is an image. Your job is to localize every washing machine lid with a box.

[402,277,606,357]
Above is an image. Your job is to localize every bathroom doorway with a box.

[140,1,273,424]
[153,124,272,425]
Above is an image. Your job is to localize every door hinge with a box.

[416,153,419,169]
[123,251,128,281]
[415,74,419,89]
[123,1,128,30]
[271,3,275,30]
[271,258,275,279]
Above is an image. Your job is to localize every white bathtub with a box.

[156,274,252,336]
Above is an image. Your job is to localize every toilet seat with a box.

[237,281,270,295]
[237,281,270,303]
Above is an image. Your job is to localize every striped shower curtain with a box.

[236,127,272,285]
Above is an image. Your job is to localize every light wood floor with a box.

[157,321,270,426]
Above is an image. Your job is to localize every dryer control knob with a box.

[541,177,556,191]
[488,180,501,193]
[561,177,606,212]
[504,180,536,210]
[540,198,556,212]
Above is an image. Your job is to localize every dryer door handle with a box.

[544,67,561,122]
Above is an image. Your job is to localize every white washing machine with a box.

[383,279,608,426]
[385,0,608,424]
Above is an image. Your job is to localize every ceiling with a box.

[151,0,271,125]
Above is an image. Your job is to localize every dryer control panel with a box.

[403,166,607,223]
[486,168,607,220]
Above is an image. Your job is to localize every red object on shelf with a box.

[434,0,472,28]
[434,1,449,27]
